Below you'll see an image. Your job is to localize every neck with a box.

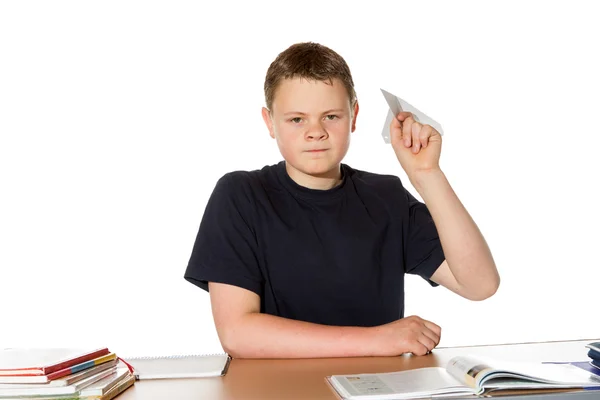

[285,163,342,190]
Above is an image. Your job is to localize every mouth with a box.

[306,149,328,153]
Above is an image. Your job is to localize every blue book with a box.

[586,342,600,353]
[588,348,600,361]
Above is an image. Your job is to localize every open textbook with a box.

[327,354,600,400]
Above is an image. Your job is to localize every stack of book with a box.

[588,341,600,370]
[0,348,135,400]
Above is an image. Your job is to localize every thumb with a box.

[390,117,406,144]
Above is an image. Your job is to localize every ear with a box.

[262,107,276,139]
[351,101,359,132]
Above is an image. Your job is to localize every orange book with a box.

[0,353,117,384]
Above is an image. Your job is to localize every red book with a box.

[0,348,110,376]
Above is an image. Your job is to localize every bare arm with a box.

[415,170,500,301]
[390,111,500,301]
[209,282,441,358]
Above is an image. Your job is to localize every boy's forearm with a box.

[222,312,376,359]
[412,169,499,296]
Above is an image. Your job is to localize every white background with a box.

[1,1,598,357]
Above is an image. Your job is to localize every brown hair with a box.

[264,42,357,113]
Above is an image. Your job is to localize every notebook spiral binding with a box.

[124,353,228,360]
[121,352,232,380]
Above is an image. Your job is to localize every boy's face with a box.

[262,77,358,188]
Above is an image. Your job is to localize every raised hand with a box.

[390,112,442,183]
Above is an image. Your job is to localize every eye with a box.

[325,115,339,121]
[290,117,302,123]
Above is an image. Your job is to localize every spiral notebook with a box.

[122,353,231,380]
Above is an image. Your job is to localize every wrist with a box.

[410,168,446,196]
[362,325,388,357]
[335,325,384,357]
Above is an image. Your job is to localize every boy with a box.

[184,42,499,359]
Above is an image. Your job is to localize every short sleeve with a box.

[184,174,264,295]
[404,189,446,287]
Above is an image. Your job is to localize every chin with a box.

[299,160,339,177]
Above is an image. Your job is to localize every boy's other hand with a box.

[372,315,441,356]
[390,112,442,182]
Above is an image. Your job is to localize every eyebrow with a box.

[283,109,345,116]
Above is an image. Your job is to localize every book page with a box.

[329,368,478,400]
[447,355,600,390]
[446,355,494,389]
[477,360,600,388]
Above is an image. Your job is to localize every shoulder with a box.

[212,163,280,202]
[217,163,277,188]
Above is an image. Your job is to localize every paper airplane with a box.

[380,88,444,144]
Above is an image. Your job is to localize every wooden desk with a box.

[117,339,598,400]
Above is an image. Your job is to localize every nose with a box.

[305,120,328,141]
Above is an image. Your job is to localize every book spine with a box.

[46,353,117,380]
[72,353,116,374]
[105,375,135,400]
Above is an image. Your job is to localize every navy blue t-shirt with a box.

[184,161,445,327]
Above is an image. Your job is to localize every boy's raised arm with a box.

[209,282,441,358]
[390,112,500,301]
[417,170,499,301]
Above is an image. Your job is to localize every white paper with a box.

[328,368,476,400]
[124,354,229,380]
[380,88,444,144]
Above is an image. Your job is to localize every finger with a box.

[419,125,434,149]
[411,122,423,154]
[417,334,437,353]
[408,341,430,356]
[402,116,415,147]
[421,326,440,347]
[389,115,403,144]
[395,111,413,122]
[423,328,441,346]
[422,320,442,339]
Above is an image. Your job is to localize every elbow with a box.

[219,334,235,358]
[217,319,256,359]
[223,341,260,360]
[219,328,244,359]
[468,274,500,301]
[222,344,242,359]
